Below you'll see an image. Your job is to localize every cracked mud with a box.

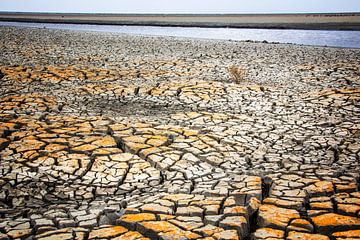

[0,26,360,239]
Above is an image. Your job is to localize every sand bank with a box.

[0,12,360,30]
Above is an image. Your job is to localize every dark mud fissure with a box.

[243,176,273,239]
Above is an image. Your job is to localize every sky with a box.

[0,0,359,14]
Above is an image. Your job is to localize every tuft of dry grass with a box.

[228,66,246,83]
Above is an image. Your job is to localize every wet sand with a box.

[0,12,360,30]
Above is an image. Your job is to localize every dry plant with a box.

[228,65,246,83]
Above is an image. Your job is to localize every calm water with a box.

[1,21,360,48]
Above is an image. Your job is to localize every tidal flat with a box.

[0,26,359,239]
[1,12,360,30]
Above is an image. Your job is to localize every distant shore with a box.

[0,12,360,30]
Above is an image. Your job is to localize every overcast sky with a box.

[0,0,359,14]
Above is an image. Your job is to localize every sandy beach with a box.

[1,12,360,30]
[0,26,359,239]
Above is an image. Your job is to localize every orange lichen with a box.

[258,204,300,229]
[113,231,150,240]
[287,231,329,240]
[88,226,128,239]
[71,144,98,152]
[333,229,360,238]
[92,136,117,147]
[159,229,201,240]
[253,228,284,239]
[223,206,247,215]
[213,230,239,240]
[11,139,45,152]
[312,213,360,228]
[7,229,32,239]
[194,225,225,237]
[119,213,156,223]
[139,221,180,233]
[305,181,334,197]
[45,143,67,152]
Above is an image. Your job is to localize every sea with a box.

[1,21,360,48]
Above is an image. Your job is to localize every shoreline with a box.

[2,21,360,49]
[0,12,360,30]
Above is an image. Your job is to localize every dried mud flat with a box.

[0,26,360,239]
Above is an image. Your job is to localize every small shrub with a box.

[228,66,246,83]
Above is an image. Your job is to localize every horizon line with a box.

[1,11,360,15]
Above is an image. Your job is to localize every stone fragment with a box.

[162,194,194,202]
[32,218,55,231]
[257,204,300,230]
[117,213,157,230]
[88,226,128,239]
[311,213,360,234]
[252,227,284,239]
[58,219,76,228]
[137,221,180,239]
[158,214,176,221]
[141,204,174,215]
[37,233,73,240]
[305,181,334,197]
[92,136,117,147]
[223,206,247,217]
[169,217,203,231]
[310,201,333,211]
[205,215,223,226]
[35,227,88,240]
[287,218,314,233]
[335,183,358,193]
[212,230,239,240]
[287,231,330,240]
[113,231,150,240]
[204,205,220,215]
[332,229,360,238]
[6,229,32,239]
[78,219,98,228]
[72,144,98,152]
[158,230,201,240]
[219,216,248,237]
[176,206,203,217]
[263,197,304,210]
[193,224,225,237]
[13,139,45,152]
[337,204,360,216]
